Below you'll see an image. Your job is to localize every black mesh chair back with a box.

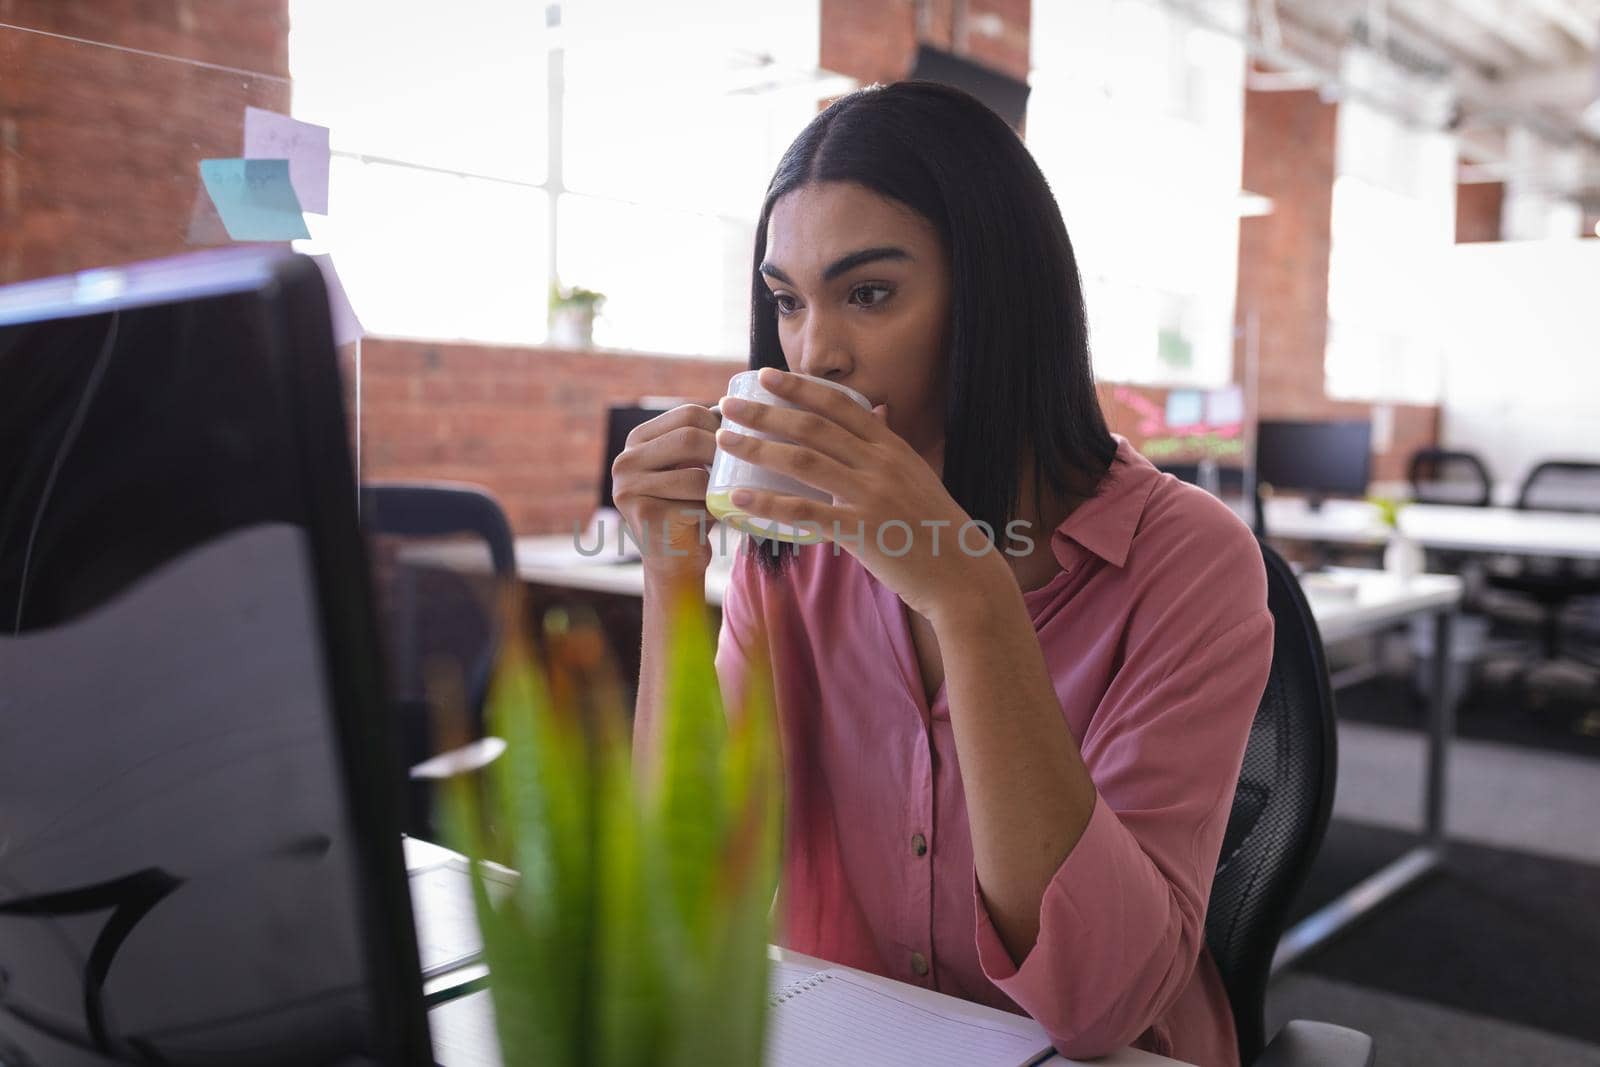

[1407,448,1492,508]
[1205,539,1338,1065]
[361,482,515,834]
[1516,461,1600,515]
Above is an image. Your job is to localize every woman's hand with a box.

[610,404,719,577]
[716,368,1009,622]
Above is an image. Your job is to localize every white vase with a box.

[551,306,595,348]
[1384,533,1424,583]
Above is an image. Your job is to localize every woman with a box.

[613,81,1272,1066]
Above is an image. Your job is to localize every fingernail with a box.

[730,489,754,506]
[757,367,783,388]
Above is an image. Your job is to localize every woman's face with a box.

[760,181,952,463]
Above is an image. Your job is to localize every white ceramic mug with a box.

[706,370,872,543]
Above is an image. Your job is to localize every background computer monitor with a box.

[596,404,676,511]
[0,250,432,1065]
[1157,462,1247,497]
[1254,419,1374,508]
[909,43,1031,129]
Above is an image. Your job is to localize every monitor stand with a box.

[1305,494,1326,512]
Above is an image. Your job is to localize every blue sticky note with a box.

[1165,389,1204,429]
[199,158,310,241]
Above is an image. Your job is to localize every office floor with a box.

[1267,637,1600,1066]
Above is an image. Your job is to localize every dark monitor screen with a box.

[0,251,429,1065]
[1157,463,1247,496]
[597,404,673,510]
[1254,419,1373,500]
[909,44,1031,129]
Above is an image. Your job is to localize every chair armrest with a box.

[410,736,507,780]
[1254,1020,1375,1067]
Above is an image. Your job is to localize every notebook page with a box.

[765,970,1051,1067]
[769,960,822,993]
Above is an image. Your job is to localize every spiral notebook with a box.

[764,966,1054,1067]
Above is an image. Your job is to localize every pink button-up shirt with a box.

[715,437,1273,1066]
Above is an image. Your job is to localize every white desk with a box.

[1251,498,1600,561]
[1250,498,1389,548]
[411,846,1192,1066]
[1273,570,1463,973]
[1397,504,1600,560]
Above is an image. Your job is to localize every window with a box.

[289,0,551,343]
[1026,0,1247,387]
[1325,47,1456,404]
[288,0,841,354]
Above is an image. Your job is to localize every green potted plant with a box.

[444,586,781,1066]
[550,281,607,349]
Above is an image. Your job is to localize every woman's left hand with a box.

[716,368,1009,622]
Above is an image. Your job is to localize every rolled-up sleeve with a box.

[972,606,1274,1058]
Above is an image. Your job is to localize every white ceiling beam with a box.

[1496,60,1596,111]
[1406,0,1579,66]
[1293,0,1527,73]
[1520,0,1600,49]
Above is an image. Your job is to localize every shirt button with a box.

[910,952,929,977]
[911,832,928,857]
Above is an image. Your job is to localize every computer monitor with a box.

[596,404,674,511]
[1157,462,1247,497]
[1254,419,1374,510]
[909,44,1031,129]
[0,250,433,1064]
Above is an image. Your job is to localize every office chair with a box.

[1406,447,1492,508]
[1483,461,1600,691]
[1204,540,1375,1067]
[1405,447,1494,607]
[362,481,517,837]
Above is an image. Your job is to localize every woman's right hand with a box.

[610,404,720,576]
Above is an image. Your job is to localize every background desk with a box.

[1274,570,1462,972]
[1249,498,1600,561]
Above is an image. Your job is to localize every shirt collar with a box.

[1049,435,1160,570]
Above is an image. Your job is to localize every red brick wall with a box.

[0,1,290,74]
[819,0,1031,86]
[358,340,741,534]
[1456,181,1504,243]
[0,4,291,285]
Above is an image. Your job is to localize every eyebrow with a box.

[758,246,912,286]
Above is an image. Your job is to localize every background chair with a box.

[1205,539,1374,1067]
[1405,447,1494,610]
[1406,447,1493,508]
[362,481,517,838]
[1483,461,1600,693]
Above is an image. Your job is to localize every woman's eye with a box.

[772,293,799,316]
[850,284,892,309]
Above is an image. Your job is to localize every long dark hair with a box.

[746,80,1115,574]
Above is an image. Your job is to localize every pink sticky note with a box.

[312,255,363,346]
[243,106,330,215]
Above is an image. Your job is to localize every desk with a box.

[1272,570,1462,973]
[511,532,736,605]
[1252,498,1600,561]
[1396,504,1600,560]
[411,846,1192,1066]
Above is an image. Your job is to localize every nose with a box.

[793,310,853,383]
